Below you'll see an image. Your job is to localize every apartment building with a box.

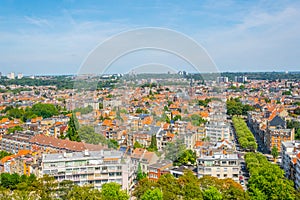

[41,150,134,190]
[266,128,294,152]
[205,121,230,143]
[148,160,173,181]
[197,152,240,182]
[281,141,300,186]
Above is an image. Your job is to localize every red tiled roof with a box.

[29,134,104,152]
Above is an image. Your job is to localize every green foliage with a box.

[77,125,119,149]
[287,120,300,140]
[0,173,128,200]
[137,163,147,181]
[157,174,181,200]
[65,114,81,142]
[134,141,144,149]
[7,126,23,134]
[232,116,257,151]
[245,152,296,199]
[101,182,129,200]
[198,98,211,107]
[271,146,279,160]
[31,103,59,118]
[282,90,292,95]
[134,170,251,200]
[0,151,12,159]
[203,186,222,200]
[227,98,254,116]
[176,149,197,166]
[73,105,93,114]
[165,138,186,162]
[147,135,158,152]
[190,114,207,126]
[136,108,149,114]
[141,188,163,200]
[108,139,119,149]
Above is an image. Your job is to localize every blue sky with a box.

[0,0,299,75]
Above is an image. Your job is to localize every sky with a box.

[0,0,299,75]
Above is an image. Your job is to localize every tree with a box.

[178,170,202,200]
[165,139,186,162]
[137,163,147,181]
[30,103,59,118]
[141,188,163,200]
[8,126,23,134]
[65,113,81,142]
[0,151,12,159]
[66,185,101,200]
[176,149,197,166]
[271,146,279,161]
[134,141,143,149]
[101,182,129,200]
[147,135,158,152]
[203,186,222,200]
[157,174,181,200]
[133,178,157,199]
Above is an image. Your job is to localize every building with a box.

[217,77,229,83]
[266,127,294,152]
[0,132,105,154]
[205,121,230,143]
[17,73,23,79]
[148,160,173,181]
[281,141,300,187]
[234,76,247,83]
[7,72,15,79]
[295,158,300,189]
[197,152,240,182]
[130,148,159,174]
[41,150,134,190]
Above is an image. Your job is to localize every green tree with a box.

[147,135,158,152]
[133,178,157,199]
[141,188,163,200]
[271,146,279,161]
[101,182,129,200]
[8,126,23,134]
[176,149,197,166]
[178,170,202,200]
[0,151,12,159]
[31,103,59,118]
[137,163,147,181]
[65,113,81,142]
[134,141,143,149]
[203,186,222,200]
[157,173,180,200]
[165,139,186,162]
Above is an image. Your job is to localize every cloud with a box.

[24,16,51,28]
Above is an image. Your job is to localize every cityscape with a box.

[1,1,300,200]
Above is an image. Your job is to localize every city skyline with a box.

[0,0,300,74]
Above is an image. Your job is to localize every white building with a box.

[197,152,240,182]
[41,150,134,190]
[17,73,23,79]
[205,121,230,143]
[281,141,300,187]
[7,72,15,79]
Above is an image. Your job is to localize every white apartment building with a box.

[205,121,230,143]
[197,152,240,182]
[281,141,300,186]
[41,150,134,191]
